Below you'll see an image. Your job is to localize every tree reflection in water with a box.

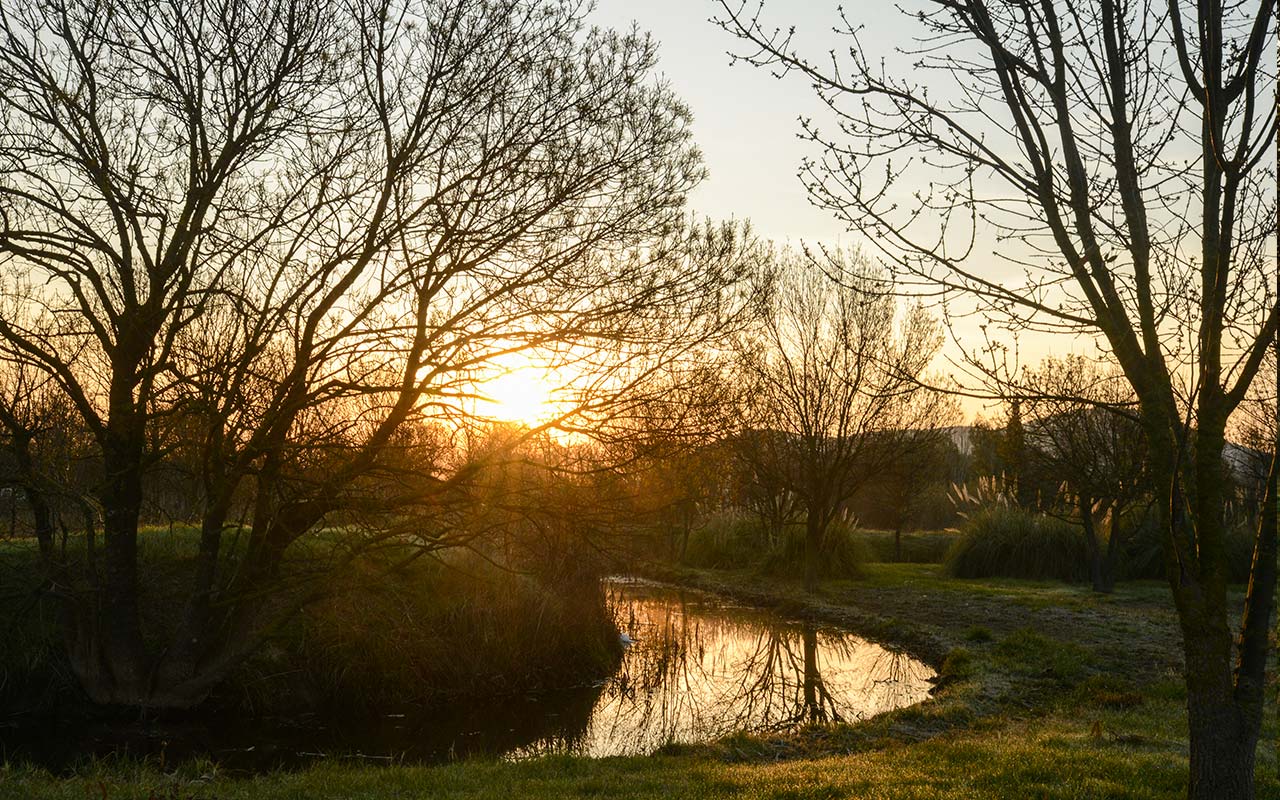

[1,581,930,771]
[515,580,935,757]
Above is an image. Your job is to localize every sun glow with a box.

[478,366,557,425]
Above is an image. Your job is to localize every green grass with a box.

[0,718,1200,799]
[3,563,1276,799]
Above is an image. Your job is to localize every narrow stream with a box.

[0,578,935,772]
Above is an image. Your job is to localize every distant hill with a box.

[942,425,976,454]
[943,422,1268,483]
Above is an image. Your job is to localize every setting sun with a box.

[1,0,1270,796]
[479,368,555,425]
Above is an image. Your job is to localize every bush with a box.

[681,512,869,580]
[681,511,769,570]
[963,625,994,643]
[944,506,1088,582]
[759,519,871,580]
[0,531,622,719]
[907,483,964,530]
[0,545,70,715]
[1120,508,1257,584]
[229,552,621,716]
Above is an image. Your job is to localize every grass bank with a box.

[3,563,1277,799]
[0,528,621,721]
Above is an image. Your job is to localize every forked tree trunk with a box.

[1078,494,1111,594]
[66,473,286,708]
[1157,429,1277,800]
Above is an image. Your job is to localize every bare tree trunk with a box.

[26,487,56,564]
[1185,629,1258,800]
[1156,422,1275,800]
[89,419,149,705]
[803,513,821,592]
[1100,509,1122,594]
[1078,494,1108,593]
[1217,450,1279,800]
[8,431,57,564]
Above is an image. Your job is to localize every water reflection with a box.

[518,579,935,757]
[0,579,934,771]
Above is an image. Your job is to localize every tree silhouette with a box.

[0,0,753,707]
[715,1,1276,795]
[736,249,950,590]
[1022,355,1149,592]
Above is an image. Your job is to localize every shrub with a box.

[231,552,621,716]
[0,530,622,719]
[681,511,769,570]
[1120,507,1256,584]
[962,625,994,643]
[759,519,871,580]
[907,482,963,530]
[939,647,975,681]
[944,506,1089,582]
[0,555,70,715]
[681,512,870,580]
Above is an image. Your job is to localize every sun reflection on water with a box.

[513,579,936,758]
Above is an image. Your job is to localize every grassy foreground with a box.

[3,563,1277,799]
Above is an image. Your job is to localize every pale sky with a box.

[586,2,1276,426]
[589,1,1011,418]
[589,1,874,245]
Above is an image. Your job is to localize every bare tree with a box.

[0,363,84,564]
[874,427,957,561]
[739,436,802,546]
[1022,355,1149,593]
[715,0,1276,795]
[0,0,754,708]
[737,249,949,590]
[1234,349,1276,486]
[583,357,753,563]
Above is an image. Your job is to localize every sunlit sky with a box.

[588,1,1022,419]
[590,0,864,246]
[582,1,1273,428]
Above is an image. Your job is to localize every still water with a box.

[528,578,936,758]
[1,579,934,772]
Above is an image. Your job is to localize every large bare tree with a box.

[0,0,754,708]
[737,249,950,590]
[715,0,1276,796]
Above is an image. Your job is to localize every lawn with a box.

[3,563,1276,799]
